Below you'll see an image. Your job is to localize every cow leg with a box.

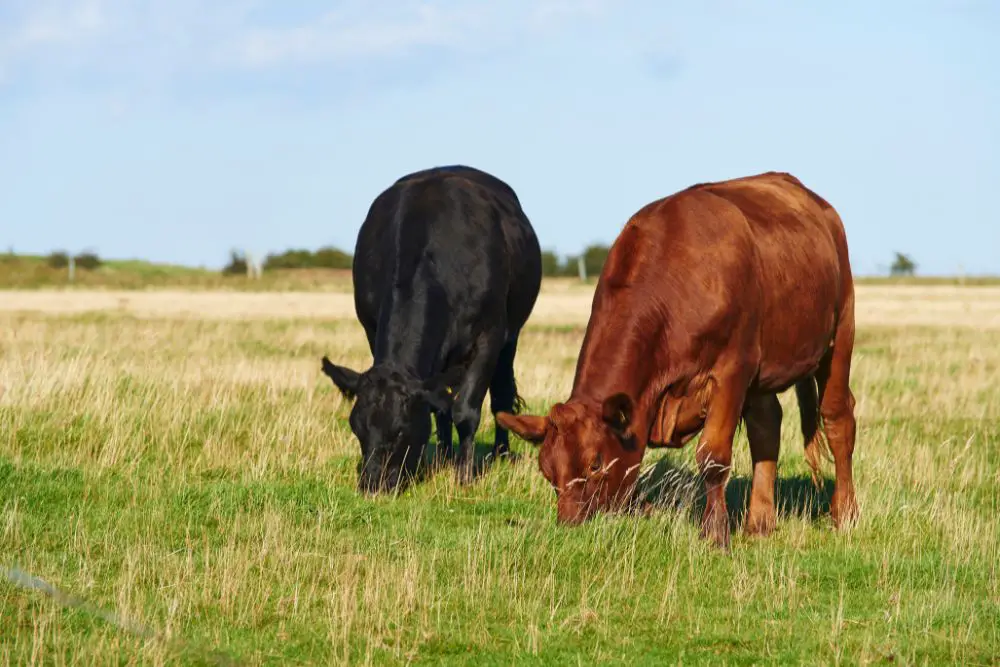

[795,377,826,489]
[743,393,783,537]
[696,377,748,550]
[488,334,521,459]
[452,332,505,484]
[434,409,453,462]
[815,310,859,529]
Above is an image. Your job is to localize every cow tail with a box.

[796,377,832,490]
[511,374,527,415]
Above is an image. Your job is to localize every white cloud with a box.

[0,0,613,83]
[223,2,473,68]
[0,0,107,68]
[530,0,609,28]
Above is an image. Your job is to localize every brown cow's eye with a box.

[590,454,602,473]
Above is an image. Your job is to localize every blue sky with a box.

[1,0,998,275]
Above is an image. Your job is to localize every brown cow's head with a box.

[496,394,643,524]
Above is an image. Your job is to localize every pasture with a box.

[1,282,998,665]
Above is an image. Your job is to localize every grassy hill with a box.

[0,254,355,291]
[1,253,997,291]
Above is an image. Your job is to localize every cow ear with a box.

[601,392,634,438]
[496,412,549,445]
[421,366,465,412]
[321,356,361,400]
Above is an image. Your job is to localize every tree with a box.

[47,251,70,269]
[540,250,562,277]
[890,252,917,277]
[263,248,314,270]
[313,246,353,270]
[582,244,610,277]
[74,250,102,270]
[222,249,248,276]
[262,246,353,271]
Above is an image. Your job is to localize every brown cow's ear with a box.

[496,412,548,445]
[601,392,634,437]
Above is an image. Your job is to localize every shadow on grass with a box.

[421,436,522,478]
[636,456,835,530]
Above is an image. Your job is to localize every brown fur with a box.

[497,171,859,548]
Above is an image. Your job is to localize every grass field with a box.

[1,284,999,665]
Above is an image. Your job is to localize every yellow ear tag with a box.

[445,386,453,396]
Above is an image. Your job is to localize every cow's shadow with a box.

[421,436,522,481]
[635,455,834,529]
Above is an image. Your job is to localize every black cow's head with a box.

[321,356,462,494]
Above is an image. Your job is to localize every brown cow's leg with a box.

[695,378,747,550]
[743,393,782,537]
[816,308,859,529]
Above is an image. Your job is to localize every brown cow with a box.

[497,171,858,549]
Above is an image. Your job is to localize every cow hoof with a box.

[743,514,775,538]
[455,464,475,486]
[491,448,519,464]
[831,493,859,530]
[700,516,731,551]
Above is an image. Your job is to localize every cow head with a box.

[496,394,643,524]
[321,356,462,494]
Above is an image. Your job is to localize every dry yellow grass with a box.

[1,285,998,665]
[4,284,1000,328]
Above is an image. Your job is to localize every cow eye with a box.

[589,455,603,473]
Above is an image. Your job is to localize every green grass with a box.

[1,309,998,665]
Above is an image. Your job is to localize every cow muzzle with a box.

[358,461,403,495]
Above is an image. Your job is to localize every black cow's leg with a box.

[452,332,504,484]
[488,334,520,459]
[434,409,453,462]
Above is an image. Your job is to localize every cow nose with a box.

[556,510,586,526]
[556,503,589,526]
[358,473,381,495]
[358,461,402,495]
[358,463,387,494]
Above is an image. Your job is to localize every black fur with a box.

[322,165,542,493]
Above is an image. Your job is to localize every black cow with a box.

[321,165,543,493]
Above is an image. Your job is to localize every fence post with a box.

[68,255,75,283]
[577,255,586,282]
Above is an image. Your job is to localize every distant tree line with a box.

[222,244,613,278]
[47,250,103,271]
[3,246,925,282]
[222,246,352,275]
[541,245,610,278]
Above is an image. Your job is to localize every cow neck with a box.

[371,286,449,381]
[568,310,661,446]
